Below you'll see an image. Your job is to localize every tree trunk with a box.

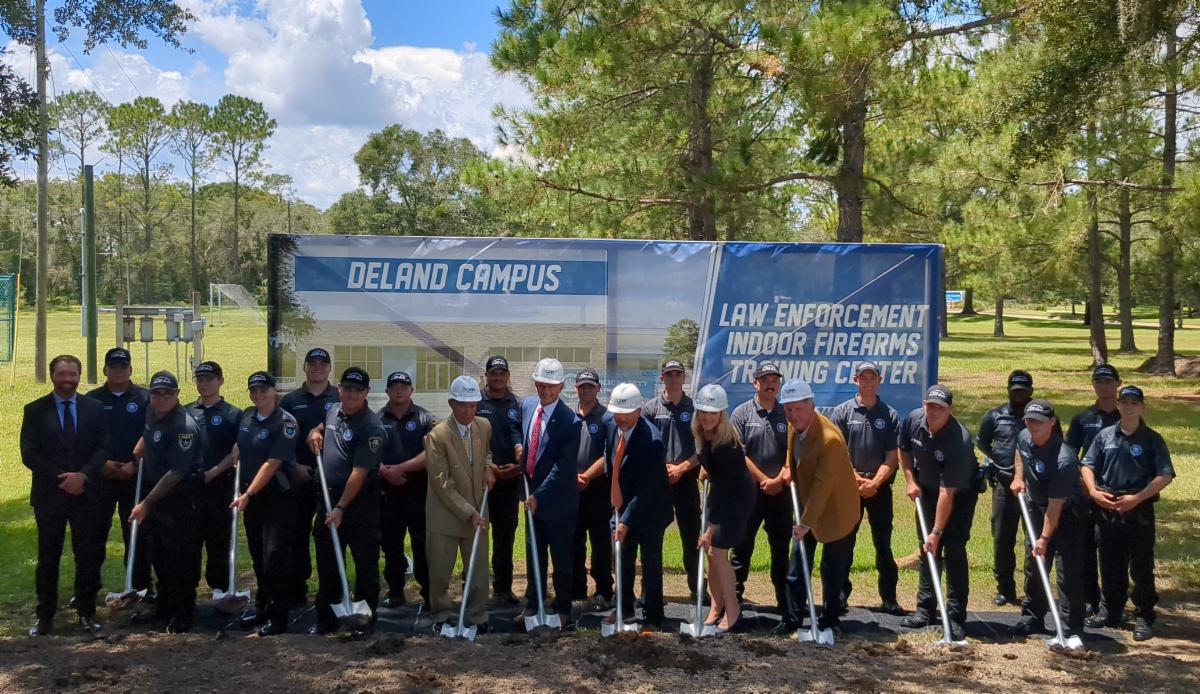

[993,295,1005,337]
[1149,26,1177,375]
[686,44,716,241]
[835,63,868,243]
[960,287,977,315]
[1085,123,1109,366]
[141,153,153,302]
[34,0,48,383]
[231,159,241,283]
[1117,187,1137,353]
[190,174,198,294]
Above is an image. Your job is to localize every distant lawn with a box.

[1,306,1196,634]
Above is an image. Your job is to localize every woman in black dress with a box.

[692,384,755,632]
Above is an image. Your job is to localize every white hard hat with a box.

[532,357,565,385]
[778,378,815,404]
[449,375,482,403]
[694,384,729,413]
[606,383,645,414]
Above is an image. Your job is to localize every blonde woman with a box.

[692,384,756,632]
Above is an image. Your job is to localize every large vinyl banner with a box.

[267,235,942,416]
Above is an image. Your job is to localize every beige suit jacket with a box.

[425,416,494,537]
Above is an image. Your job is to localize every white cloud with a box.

[10,1,534,209]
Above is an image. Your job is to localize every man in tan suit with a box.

[426,375,495,631]
[779,379,860,634]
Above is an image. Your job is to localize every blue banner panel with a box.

[267,236,941,418]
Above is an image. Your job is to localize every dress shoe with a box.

[140,590,158,605]
[490,591,519,607]
[256,621,287,637]
[900,614,930,629]
[1011,618,1043,636]
[307,620,339,635]
[165,618,192,634]
[993,593,1015,607]
[67,596,78,610]
[1085,608,1120,629]
[949,621,966,641]
[238,608,268,627]
[558,614,575,631]
[380,593,406,609]
[879,600,905,616]
[130,609,165,626]
[28,618,52,637]
[817,615,840,632]
[770,619,801,636]
[77,614,103,634]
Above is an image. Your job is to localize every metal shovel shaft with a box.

[915,499,959,643]
[522,477,549,624]
[224,461,240,593]
[1016,493,1071,645]
[315,453,356,616]
[122,459,145,593]
[789,485,823,642]
[691,481,710,634]
[451,487,489,638]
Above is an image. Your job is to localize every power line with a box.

[104,45,143,99]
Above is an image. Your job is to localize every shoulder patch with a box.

[368,436,383,453]
[178,433,194,451]
[283,422,297,439]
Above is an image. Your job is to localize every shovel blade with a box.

[332,599,373,631]
[440,623,458,639]
[679,622,701,637]
[935,637,969,647]
[601,622,617,638]
[524,615,544,632]
[817,628,836,646]
[105,588,146,609]
[543,613,562,629]
[1048,635,1086,653]
[461,625,478,642]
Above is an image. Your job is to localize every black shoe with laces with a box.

[900,613,930,629]
[993,593,1015,607]
[879,600,906,616]
[1085,607,1120,629]
[770,618,801,636]
[28,618,52,637]
[1133,617,1154,641]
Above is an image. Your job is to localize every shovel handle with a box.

[456,487,489,632]
[1016,493,1069,642]
[314,452,355,613]
[522,476,548,621]
[914,497,956,641]
[121,459,146,594]
[226,460,241,594]
[789,484,821,640]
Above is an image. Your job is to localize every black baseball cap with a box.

[575,368,600,386]
[1023,399,1055,422]
[340,367,370,389]
[194,361,223,379]
[247,371,276,389]
[304,347,331,364]
[661,360,685,375]
[105,347,131,365]
[149,370,179,392]
[1008,370,1033,391]
[486,356,509,373]
[754,363,782,379]
[924,384,953,407]
[854,361,881,376]
[1118,385,1144,402]
[386,371,413,387]
[1092,364,1120,382]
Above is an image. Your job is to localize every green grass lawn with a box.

[1,306,1197,634]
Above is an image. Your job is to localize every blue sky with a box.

[2,0,529,208]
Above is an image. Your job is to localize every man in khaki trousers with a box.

[426,375,495,631]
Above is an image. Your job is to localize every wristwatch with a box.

[932,529,943,536]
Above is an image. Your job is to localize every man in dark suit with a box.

[518,357,581,628]
[21,355,110,636]
[604,383,671,630]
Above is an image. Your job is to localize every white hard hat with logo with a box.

[449,375,482,403]
[606,383,645,414]
[778,379,815,404]
[694,384,729,413]
[532,357,565,385]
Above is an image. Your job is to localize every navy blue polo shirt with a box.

[86,383,149,462]
[187,398,243,472]
[730,397,788,477]
[641,394,698,468]
[576,403,611,473]
[1066,404,1120,459]
[477,390,523,466]
[1081,420,1174,493]
[899,408,978,492]
[977,403,1026,474]
[320,404,386,490]
[378,403,436,502]
[142,405,205,490]
[828,395,900,476]
[236,406,299,493]
[279,383,340,469]
[1016,430,1080,506]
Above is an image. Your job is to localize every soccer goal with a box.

[209,283,266,326]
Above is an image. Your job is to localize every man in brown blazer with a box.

[779,379,860,633]
[426,375,495,631]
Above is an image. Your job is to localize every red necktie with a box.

[526,406,544,478]
[610,433,626,509]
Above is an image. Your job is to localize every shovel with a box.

[1016,494,1086,654]
[522,476,561,632]
[681,480,719,638]
[914,497,967,646]
[789,484,835,646]
[441,487,490,642]
[213,460,251,612]
[602,510,638,637]
[314,452,373,631]
[106,459,148,608]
